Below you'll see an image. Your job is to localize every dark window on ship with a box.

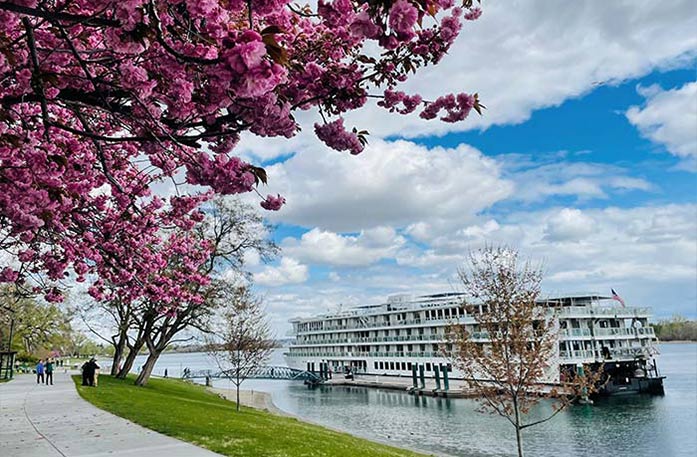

[426,363,432,371]
[374,362,378,369]
[407,362,412,370]
[401,362,407,370]
[390,362,395,370]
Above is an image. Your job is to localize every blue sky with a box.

[237,1,697,334]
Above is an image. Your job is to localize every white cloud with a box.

[543,208,595,242]
[264,138,513,232]
[626,81,697,161]
[414,205,697,292]
[503,159,655,203]
[282,226,405,267]
[253,257,309,287]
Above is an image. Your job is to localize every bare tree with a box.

[447,246,601,457]
[208,285,274,411]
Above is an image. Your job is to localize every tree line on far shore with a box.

[653,316,697,341]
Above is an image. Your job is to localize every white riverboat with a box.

[284,292,665,396]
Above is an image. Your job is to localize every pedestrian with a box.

[87,358,100,387]
[164,368,168,378]
[81,360,90,385]
[45,358,54,385]
[36,359,45,384]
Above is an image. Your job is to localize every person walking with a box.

[45,358,54,385]
[36,360,45,384]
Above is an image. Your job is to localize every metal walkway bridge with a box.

[182,366,324,384]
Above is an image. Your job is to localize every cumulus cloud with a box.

[503,159,655,203]
[543,208,595,242]
[282,226,405,267]
[263,139,513,232]
[404,205,697,295]
[626,82,697,162]
[253,257,309,287]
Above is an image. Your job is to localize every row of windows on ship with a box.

[319,359,454,374]
[373,360,453,373]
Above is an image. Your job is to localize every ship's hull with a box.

[598,376,665,396]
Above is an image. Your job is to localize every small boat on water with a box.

[285,292,665,397]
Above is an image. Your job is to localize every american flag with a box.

[611,288,626,307]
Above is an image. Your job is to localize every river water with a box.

[132,343,697,457]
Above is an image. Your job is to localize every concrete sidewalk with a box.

[0,372,221,457]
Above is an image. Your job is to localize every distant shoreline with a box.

[658,340,697,344]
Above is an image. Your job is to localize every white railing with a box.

[557,306,651,317]
[559,346,651,361]
[284,351,442,359]
[560,327,655,339]
[292,333,445,346]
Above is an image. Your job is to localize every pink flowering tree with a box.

[1,0,482,305]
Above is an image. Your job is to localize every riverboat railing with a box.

[560,327,655,338]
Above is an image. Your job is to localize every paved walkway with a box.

[0,372,221,457]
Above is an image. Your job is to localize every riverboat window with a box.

[379,362,384,369]
[390,362,395,370]
[426,363,432,371]
[407,362,412,370]
[401,362,407,370]
[374,362,378,369]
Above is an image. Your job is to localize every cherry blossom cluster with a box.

[0,0,482,307]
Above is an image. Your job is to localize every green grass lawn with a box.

[73,375,428,457]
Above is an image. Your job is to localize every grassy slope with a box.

[73,375,427,457]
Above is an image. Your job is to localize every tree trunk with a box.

[134,350,161,386]
[110,332,126,376]
[236,383,240,412]
[513,397,524,457]
[236,368,241,412]
[116,341,139,378]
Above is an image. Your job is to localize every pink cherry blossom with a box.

[0,0,482,310]
[315,119,365,155]
[260,194,285,211]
